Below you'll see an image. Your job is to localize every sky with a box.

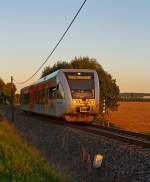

[0,0,150,93]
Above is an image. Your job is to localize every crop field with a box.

[107,102,150,133]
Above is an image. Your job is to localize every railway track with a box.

[92,123,150,140]
[68,123,150,148]
[25,112,150,149]
[4,106,150,149]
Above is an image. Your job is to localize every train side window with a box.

[39,91,41,104]
[49,88,52,99]
[40,90,42,104]
[22,94,29,104]
[45,88,48,104]
[42,90,45,103]
[49,87,56,99]
[52,88,57,98]
[34,92,37,103]
[37,91,40,104]
[57,83,65,99]
[39,90,44,104]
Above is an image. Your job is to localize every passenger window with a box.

[21,94,29,104]
[49,87,57,99]
[57,84,65,99]
[37,91,40,104]
[41,90,45,104]
[45,88,48,104]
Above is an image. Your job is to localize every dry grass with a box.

[107,102,150,133]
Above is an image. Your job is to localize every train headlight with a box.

[89,100,94,104]
[73,100,77,104]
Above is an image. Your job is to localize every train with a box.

[20,69,99,123]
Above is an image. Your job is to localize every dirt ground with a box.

[107,102,150,133]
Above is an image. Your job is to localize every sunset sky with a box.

[0,0,150,93]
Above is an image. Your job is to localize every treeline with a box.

[119,98,150,102]
[0,78,18,104]
[120,92,150,98]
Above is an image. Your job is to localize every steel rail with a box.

[66,124,150,148]
[91,123,150,140]
[5,106,150,149]
[28,113,150,149]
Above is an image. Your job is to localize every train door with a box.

[48,87,57,116]
[56,83,66,117]
[29,87,34,112]
[44,86,49,114]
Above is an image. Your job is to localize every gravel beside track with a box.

[4,107,150,182]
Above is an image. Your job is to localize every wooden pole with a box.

[11,76,14,122]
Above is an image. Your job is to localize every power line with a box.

[15,0,88,85]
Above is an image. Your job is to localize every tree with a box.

[41,57,120,112]
[4,83,17,97]
[41,61,72,78]
[0,77,17,104]
[0,78,5,90]
[0,78,5,103]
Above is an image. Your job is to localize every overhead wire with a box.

[14,0,88,84]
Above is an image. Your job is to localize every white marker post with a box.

[102,98,106,114]
[93,154,103,168]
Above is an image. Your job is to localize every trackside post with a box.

[11,76,14,122]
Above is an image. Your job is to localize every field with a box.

[107,102,150,133]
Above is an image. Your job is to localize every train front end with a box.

[64,70,99,123]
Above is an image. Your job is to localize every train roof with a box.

[61,69,96,72]
[21,69,96,91]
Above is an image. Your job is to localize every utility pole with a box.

[11,76,14,122]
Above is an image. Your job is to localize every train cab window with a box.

[57,84,65,99]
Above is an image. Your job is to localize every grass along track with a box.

[0,119,66,182]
